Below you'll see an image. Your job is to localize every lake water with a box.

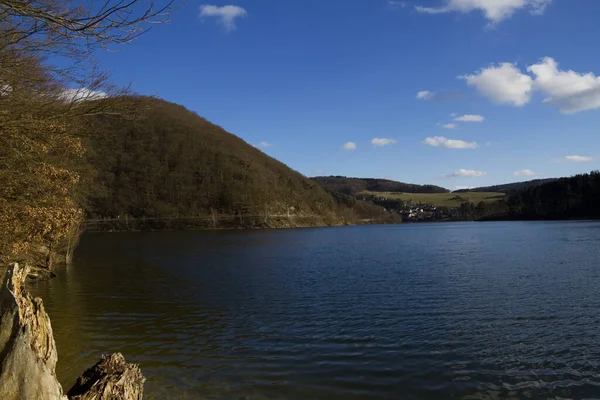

[30,222,600,399]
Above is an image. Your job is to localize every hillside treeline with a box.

[506,171,600,219]
[81,97,396,227]
[454,178,557,194]
[312,176,449,196]
[454,172,600,221]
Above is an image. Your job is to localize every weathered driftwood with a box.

[67,353,145,400]
[0,263,145,400]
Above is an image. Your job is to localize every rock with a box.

[0,263,146,400]
[0,263,67,400]
[68,353,145,400]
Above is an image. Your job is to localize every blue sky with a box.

[93,0,600,190]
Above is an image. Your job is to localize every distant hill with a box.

[453,178,557,194]
[507,171,600,219]
[80,97,391,227]
[311,176,449,196]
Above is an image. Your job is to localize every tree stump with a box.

[0,263,146,400]
[67,353,145,400]
[0,263,67,400]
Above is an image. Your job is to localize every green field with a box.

[362,191,506,208]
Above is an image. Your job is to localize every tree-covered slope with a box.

[82,97,341,221]
[454,178,557,194]
[507,171,600,219]
[311,176,449,195]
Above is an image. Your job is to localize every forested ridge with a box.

[311,176,449,195]
[83,97,337,220]
[80,96,397,228]
[505,171,600,219]
[454,178,557,194]
[451,171,600,221]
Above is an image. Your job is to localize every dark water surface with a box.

[30,222,600,399]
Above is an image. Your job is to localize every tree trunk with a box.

[0,263,67,400]
[0,263,146,400]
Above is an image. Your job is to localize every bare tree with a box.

[0,0,178,263]
[0,0,176,52]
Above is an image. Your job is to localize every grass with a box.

[361,191,506,208]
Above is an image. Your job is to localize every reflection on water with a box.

[30,222,600,399]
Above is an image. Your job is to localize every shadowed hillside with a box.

[311,176,449,196]
[81,97,376,227]
[454,178,557,194]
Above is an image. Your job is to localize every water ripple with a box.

[29,222,600,399]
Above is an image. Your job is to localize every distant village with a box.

[358,194,461,222]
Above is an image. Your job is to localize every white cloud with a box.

[454,114,485,122]
[445,169,486,178]
[199,5,247,31]
[461,62,533,106]
[563,155,593,162]
[514,169,535,176]
[415,0,552,23]
[449,112,458,117]
[342,142,357,151]
[255,141,272,148]
[60,88,107,102]
[527,57,600,114]
[416,90,434,100]
[423,136,478,149]
[454,185,474,191]
[371,138,397,147]
[442,123,457,129]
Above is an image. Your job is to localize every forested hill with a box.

[80,97,375,225]
[506,171,600,220]
[454,178,557,194]
[311,176,449,195]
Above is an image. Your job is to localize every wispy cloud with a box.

[415,0,552,23]
[454,185,474,191]
[514,169,536,176]
[444,169,486,178]
[423,136,478,149]
[416,90,434,100]
[442,123,457,129]
[454,114,484,122]
[416,89,463,102]
[59,88,107,102]
[254,141,272,148]
[563,155,593,162]
[199,4,247,31]
[388,0,408,9]
[342,142,357,151]
[371,138,397,147]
